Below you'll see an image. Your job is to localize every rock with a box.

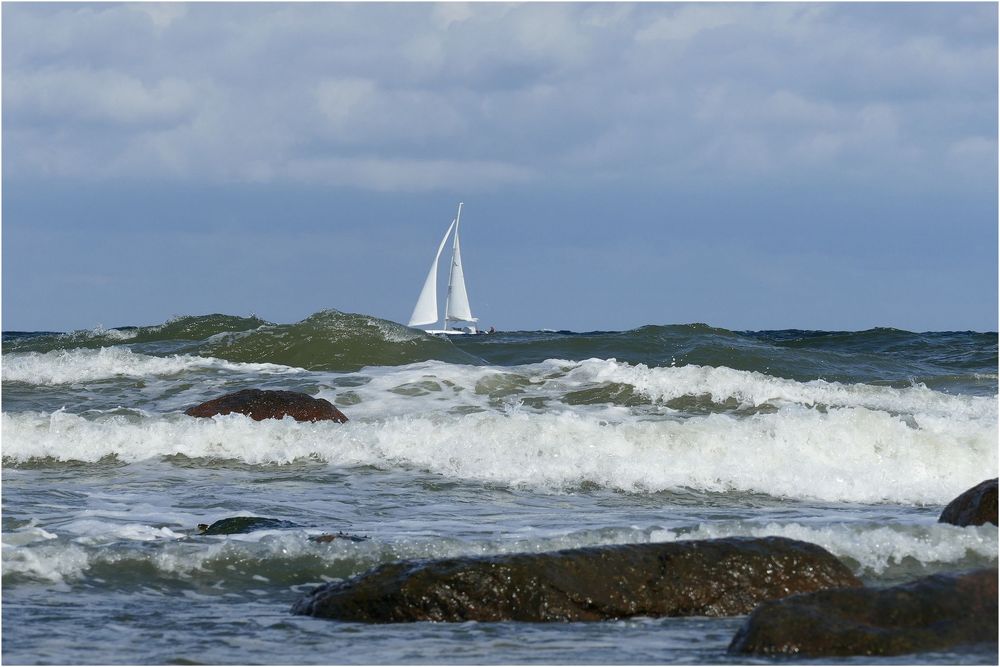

[291,536,860,623]
[939,478,998,527]
[309,532,368,543]
[198,517,300,535]
[729,568,998,657]
[184,389,348,423]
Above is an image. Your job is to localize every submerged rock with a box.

[184,389,348,423]
[939,478,998,527]
[291,536,860,623]
[197,517,300,535]
[729,568,998,657]
[309,532,368,544]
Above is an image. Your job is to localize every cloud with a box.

[7,67,200,127]
[282,156,536,192]
[314,77,467,144]
[3,3,995,194]
[635,3,748,44]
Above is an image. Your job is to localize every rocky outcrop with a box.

[184,389,348,423]
[939,478,998,527]
[291,536,860,623]
[197,517,300,535]
[729,568,998,657]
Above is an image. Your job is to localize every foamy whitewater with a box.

[2,311,997,664]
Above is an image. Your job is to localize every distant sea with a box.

[2,310,997,664]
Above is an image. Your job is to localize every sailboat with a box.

[408,202,481,335]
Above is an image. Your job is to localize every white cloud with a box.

[314,78,467,144]
[2,3,995,194]
[129,3,187,31]
[430,3,474,31]
[282,156,536,193]
[315,78,378,130]
[635,4,743,44]
[7,68,200,127]
[949,136,996,160]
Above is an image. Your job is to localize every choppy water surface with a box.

[2,311,997,664]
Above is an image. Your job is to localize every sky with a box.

[3,2,997,333]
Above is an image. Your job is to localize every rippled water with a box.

[2,311,997,664]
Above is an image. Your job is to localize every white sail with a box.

[408,219,456,327]
[445,225,476,322]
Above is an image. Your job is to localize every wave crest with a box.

[3,406,994,505]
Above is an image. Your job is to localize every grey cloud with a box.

[7,68,200,127]
[3,2,995,193]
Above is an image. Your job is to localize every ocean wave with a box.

[3,517,993,586]
[3,406,994,505]
[331,358,997,425]
[651,521,997,577]
[5,311,995,383]
[1,347,300,385]
[548,358,996,421]
[197,310,481,371]
[2,314,269,354]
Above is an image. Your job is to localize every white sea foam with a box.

[78,326,138,342]
[3,403,995,505]
[1,347,299,385]
[2,539,91,585]
[650,521,998,575]
[66,520,186,543]
[363,316,426,344]
[1,523,58,547]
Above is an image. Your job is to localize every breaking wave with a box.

[4,516,993,587]
[3,402,994,505]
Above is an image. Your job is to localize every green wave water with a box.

[196,310,481,371]
[2,314,269,353]
[3,311,996,392]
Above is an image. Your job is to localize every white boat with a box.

[408,202,482,335]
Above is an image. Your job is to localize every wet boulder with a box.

[729,568,998,657]
[291,536,860,623]
[185,389,348,423]
[197,517,300,535]
[939,478,998,527]
[309,532,368,544]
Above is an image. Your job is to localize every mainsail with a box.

[445,222,475,323]
[408,219,456,327]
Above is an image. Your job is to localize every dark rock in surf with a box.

[291,536,860,623]
[309,532,369,544]
[939,478,998,527]
[198,516,300,535]
[728,568,998,657]
[184,389,348,423]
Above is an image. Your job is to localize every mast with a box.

[443,201,463,331]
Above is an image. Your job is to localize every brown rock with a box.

[729,568,998,657]
[291,536,860,623]
[185,389,348,423]
[939,478,998,527]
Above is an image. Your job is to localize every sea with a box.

[2,309,997,665]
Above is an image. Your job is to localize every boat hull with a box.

[424,329,481,336]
